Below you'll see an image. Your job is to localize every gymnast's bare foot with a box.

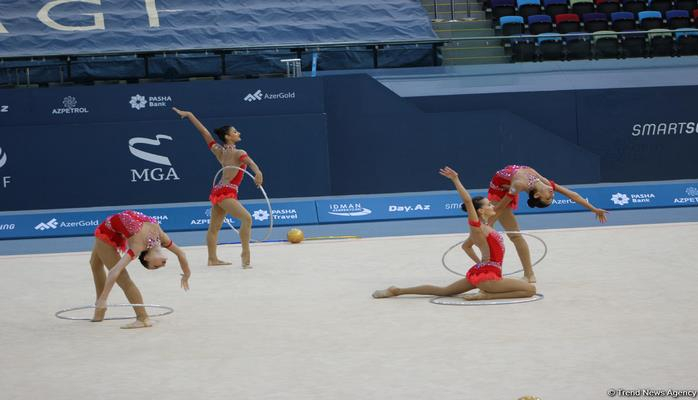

[120,318,153,329]
[208,258,232,266]
[372,286,399,298]
[464,291,491,301]
[241,251,252,269]
[91,307,106,322]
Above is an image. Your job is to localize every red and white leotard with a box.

[487,165,539,210]
[465,220,505,286]
[94,210,159,253]
[208,141,248,205]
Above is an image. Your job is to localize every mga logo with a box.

[129,135,181,182]
[130,94,173,110]
[52,96,89,115]
[328,203,372,217]
[35,218,59,231]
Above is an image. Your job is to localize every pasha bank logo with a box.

[611,192,655,206]
[129,135,181,182]
[129,94,173,110]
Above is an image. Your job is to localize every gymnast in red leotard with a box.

[90,210,191,328]
[173,107,264,268]
[487,165,608,283]
[372,167,536,301]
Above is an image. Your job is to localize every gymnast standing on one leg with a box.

[172,107,264,268]
[487,165,608,283]
[91,210,191,328]
[372,167,536,301]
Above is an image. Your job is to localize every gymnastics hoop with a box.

[55,304,174,321]
[212,165,273,243]
[430,293,544,306]
[440,231,548,277]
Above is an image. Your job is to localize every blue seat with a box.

[666,10,691,29]
[638,10,664,30]
[501,16,526,36]
[610,11,636,30]
[528,14,554,34]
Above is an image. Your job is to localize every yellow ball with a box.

[287,228,304,244]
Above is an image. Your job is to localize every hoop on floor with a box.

[212,165,273,243]
[430,293,544,306]
[55,304,174,321]
[441,231,548,277]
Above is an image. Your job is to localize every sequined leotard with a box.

[465,220,506,286]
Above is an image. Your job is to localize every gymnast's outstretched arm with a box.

[172,107,216,145]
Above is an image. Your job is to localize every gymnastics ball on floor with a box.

[287,228,304,244]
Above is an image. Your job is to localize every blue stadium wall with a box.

[0,75,696,211]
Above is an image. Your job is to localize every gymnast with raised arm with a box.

[91,210,190,328]
[487,165,608,283]
[173,107,264,268]
[372,167,536,301]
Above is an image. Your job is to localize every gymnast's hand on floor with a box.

[180,273,190,291]
[593,208,608,223]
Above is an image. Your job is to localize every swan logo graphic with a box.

[129,135,181,182]
[610,193,630,206]
[130,95,148,110]
[0,147,6,169]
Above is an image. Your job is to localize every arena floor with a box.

[1,221,697,400]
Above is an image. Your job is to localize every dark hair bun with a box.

[527,198,536,208]
[460,203,467,213]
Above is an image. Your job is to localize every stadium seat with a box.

[583,12,611,31]
[518,0,543,19]
[621,0,647,15]
[666,10,692,28]
[529,14,555,33]
[493,0,518,19]
[571,0,596,16]
[501,16,526,35]
[674,0,697,11]
[621,31,648,57]
[544,0,570,16]
[596,0,622,14]
[556,13,582,32]
[537,32,565,59]
[638,11,664,30]
[511,36,538,60]
[694,9,698,27]
[648,29,675,56]
[565,33,593,58]
[675,28,698,54]
[592,30,621,57]
[648,0,674,14]
[611,11,637,30]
